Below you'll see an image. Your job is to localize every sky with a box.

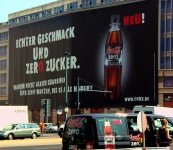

[0,0,57,23]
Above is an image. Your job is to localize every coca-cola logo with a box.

[130,134,140,141]
[67,117,85,128]
[106,46,121,54]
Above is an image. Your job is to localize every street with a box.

[0,133,62,150]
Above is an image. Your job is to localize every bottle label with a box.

[105,45,122,66]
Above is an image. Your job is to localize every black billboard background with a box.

[9,1,158,110]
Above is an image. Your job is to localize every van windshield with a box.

[95,117,127,136]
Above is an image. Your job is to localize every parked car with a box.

[43,123,58,133]
[62,113,173,149]
[0,123,41,140]
[58,122,65,138]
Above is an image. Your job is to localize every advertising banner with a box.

[9,0,158,109]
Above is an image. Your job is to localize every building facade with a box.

[158,0,173,107]
[0,0,173,124]
[0,22,9,105]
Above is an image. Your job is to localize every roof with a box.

[69,113,166,118]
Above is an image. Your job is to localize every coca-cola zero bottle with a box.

[104,119,115,149]
[104,14,123,100]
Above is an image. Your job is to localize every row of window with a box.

[9,0,124,25]
[0,32,8,41]
[9,4,66,25]
[161,0,173,14]
[160,1,173,70]
[0,46,7,57]
[0,60,7,70]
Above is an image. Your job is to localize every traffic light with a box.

[41,99,51,116]
[41,99,47,116]
[75,109,82,114]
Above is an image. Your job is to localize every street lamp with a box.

[64,51,70,121]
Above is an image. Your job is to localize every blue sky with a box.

[0,0,56,22]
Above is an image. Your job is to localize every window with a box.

[172,57,173,69]
[160,38,164,52]
[19,16,28,23]
[54,5,64,14]
[166,0,171,13]
[161,1,165,14]
[42,9,52,17]
[160,57,164,69]
[67,2,78,11]
[30,13,40,20]
[0,46,7,57]
[164,94,173,102]
[0,87,6,95]
[0,73,6,84]
[81,0,96,8]
[153,118,173,131]
[0,32,8,41]
[166,19,170,32]
[9,19,17,25]
[172,38,173,50]
[0,60,7,70]
[166,38,170,51]
[18,124,25,129]
[65,116,88,135]
[166,57,170,69]
[31,123,39,128]
[95,117,127,136]
[164,76,173,87]
[161,20,165,33]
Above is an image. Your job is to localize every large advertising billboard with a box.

[9,0,158,109]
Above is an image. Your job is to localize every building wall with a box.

[158,0,173,108]
[0,0,173,123]
[0,23,9,104]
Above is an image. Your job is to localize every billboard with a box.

[9,0,158,109]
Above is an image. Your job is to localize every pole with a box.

[77,77,80,109]
[141,111,146,149]
[65,52,67,120]
[64,52,70,121]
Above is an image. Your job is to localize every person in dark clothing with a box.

[145,127,155,147]
[57,121,61,128]
[127,122,134,131]
[156,119,172,147]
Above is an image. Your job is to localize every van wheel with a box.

[49,129,53,133]
[31,133,37,139]
[8,133,14,140]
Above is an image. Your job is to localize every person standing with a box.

[57,121,61,129]
[39,122,45,136]
[156,119,172,147]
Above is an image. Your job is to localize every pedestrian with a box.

[145,127,155,147]
[39,122,44,136]
[57,121,61,129]
[156,119,172,147]
[127,121,134,131]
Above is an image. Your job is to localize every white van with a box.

[133,105,173,121]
